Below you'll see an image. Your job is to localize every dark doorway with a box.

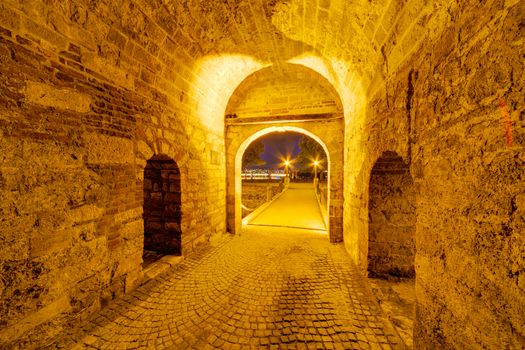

[143,155,181,265]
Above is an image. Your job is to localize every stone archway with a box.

[143,154,182,258]
[367,151,415,278]
[224,62,345,242]
[226,124,344,242]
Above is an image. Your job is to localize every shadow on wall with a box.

[143,155,182,257]
[368,151,415,279]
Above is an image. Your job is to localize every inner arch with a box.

[234,126,331,236]
[226,62,345,120]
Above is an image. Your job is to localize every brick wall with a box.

[143,155,182,255]
[0,1,226,347]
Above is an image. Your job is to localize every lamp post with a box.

[313,160,319,192]
[284,159,290,187]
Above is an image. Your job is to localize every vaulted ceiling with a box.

[20,0,456,130]
[132,0,455,89]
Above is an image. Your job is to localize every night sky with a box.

[258,132,302,169]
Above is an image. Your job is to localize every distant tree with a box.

[243,139,265,167]
[295,136,326,171]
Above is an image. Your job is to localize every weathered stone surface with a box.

[0,1,225,347]
[226,64,343,119]
[358,1,525,348]
[0,0,522,348]
[25,81,92,113]
[81,133,134,165]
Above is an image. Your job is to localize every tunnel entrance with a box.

[143,155,182,266]
[368,151,415,278]
[240,131,329,232]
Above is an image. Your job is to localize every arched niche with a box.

[368,151,415,278]
[143,154,182,260]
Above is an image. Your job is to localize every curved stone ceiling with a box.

[226,63,344,118]
[136,0,455,88]
[38,0,456,131]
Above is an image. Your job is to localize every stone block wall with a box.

[358,1,524,348]
[0,1,226,347]
[0,0,522,348]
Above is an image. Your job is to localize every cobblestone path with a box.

[61,227,404,349]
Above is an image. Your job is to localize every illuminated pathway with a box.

[58,227,404,349]
[248,183,326,231]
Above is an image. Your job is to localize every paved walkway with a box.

[248,183,326,231]
[57,227,403,349]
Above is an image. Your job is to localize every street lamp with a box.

[312,159,320,192]
[283,159,291,187]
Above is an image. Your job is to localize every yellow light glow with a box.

[287,54,332,84]
[313,160,319,167]
[190,55,268,132]
[285,160,290,166]
[287,54,368,127]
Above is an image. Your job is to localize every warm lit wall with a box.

[230,78,339,118]
[362,1,524,348]
[225,63,345,241]
[0,0,226,346]
[0,0,523,347]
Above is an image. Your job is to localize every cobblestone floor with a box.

[58,226,404,349]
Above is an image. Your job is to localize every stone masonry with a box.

[0,1,225,346]
[357,2,525,348]
[0,0,523,348]
[226,119,344,243]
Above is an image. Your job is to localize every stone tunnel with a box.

[0,0,523,349]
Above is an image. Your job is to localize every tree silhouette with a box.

[243,139,265,167]
[295,136,326,171]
